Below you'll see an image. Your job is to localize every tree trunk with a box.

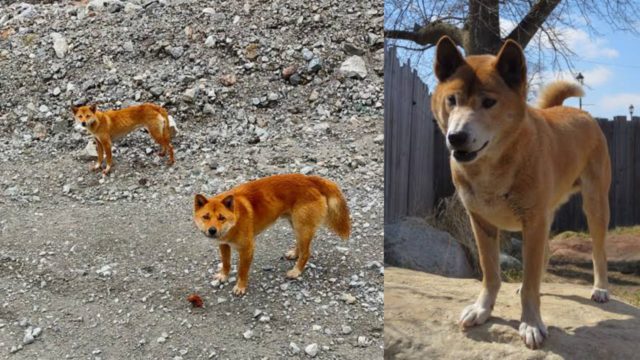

[465,0,501,55]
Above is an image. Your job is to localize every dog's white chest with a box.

[213,239,238,249]
[458,185,523,232]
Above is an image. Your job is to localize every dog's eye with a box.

[202,214,211,220]
[218,215,226,221]
[447,95,456,107]
[482,98,497,109]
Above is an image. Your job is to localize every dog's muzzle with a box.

[452,141,489,162]
[206,227,217,238]
[81,122,87,127]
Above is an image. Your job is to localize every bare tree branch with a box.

[385,20,465,46]
[506,0,562,48]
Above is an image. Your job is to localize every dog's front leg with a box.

[519,215,549,349]
[460,212,500,328]
[233,242,254,296]
[213,244,231,282]
[93,139,104,171]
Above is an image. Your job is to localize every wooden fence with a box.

[384,46,640,232]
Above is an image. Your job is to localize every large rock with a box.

[339,55,367,79]
[384,218,474,278]
[550,233,640,274]
[385,267,640,359]
[50,32,67,59]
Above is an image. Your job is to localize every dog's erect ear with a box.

[495,39,526,92]
[72,106,79,114]
[89,104,97,113]
[194,194,208,211]
[222,195,233,210]
[434,36,465,82]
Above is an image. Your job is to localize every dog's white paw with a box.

[286,267,302,279]
[591,288,610,303]
[232,284,247,296]
[459,303,492,328]
[213,272,229,282]
[284,249,298,260]
[519,321,548,349]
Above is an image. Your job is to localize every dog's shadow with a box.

[463,293,640,357]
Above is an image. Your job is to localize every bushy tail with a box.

[310,176,351,239]
[537,81,585,109]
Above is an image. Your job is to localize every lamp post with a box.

[576,73,584,110]
[630,104,634,120]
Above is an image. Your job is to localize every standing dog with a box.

[431,36,611,349]
[72,103,175,174]
[193,174,351,296]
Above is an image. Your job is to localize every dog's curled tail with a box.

[537,81,585,109]
[310,176,351,240]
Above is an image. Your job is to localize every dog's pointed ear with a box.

[434,36,465,82]
[495,39,526,92]
[194,194,208,211]
[88,104,97,113]
[222,195,233,210]
[72,106,79,114]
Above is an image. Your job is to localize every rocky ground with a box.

[0,0,384,358]
[385,267,640,360]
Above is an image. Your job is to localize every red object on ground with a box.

[187,294,204,308]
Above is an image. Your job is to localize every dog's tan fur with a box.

[193,174,351,296]
[431,36,611,349]
[72,103,175,174]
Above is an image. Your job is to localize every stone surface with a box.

[384,217,474,278]
[50,32,68,58]
[339,56,367,79]
[385,267,640,359]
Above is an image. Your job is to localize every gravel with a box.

[0,0,383,358]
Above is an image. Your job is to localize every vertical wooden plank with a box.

[623,117,634,226]
[607,118,619,228]
[613,116,628,226]
[407,67,433,217]
[385,50,414,223]
[632,118,640,225]
[383,46,394,224]
[599,119,615,229]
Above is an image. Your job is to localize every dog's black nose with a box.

[447,131,468,148]
[208,227,217,236]
[81,122,86,127]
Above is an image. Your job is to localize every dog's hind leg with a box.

[286,200,327,279]
[580,152,611,303]
[284,216,298,260]
[460,212,500,328]
[148,119,175,165]
[148,122,167,157]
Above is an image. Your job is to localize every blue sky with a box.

[385,4,640,119]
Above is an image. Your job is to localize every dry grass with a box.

[503,269,524,283]
[426,194,518,275]
[553,225,640,241]
[426,194,479,273]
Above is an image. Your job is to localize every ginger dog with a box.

[72,103,175,174]
[431,36,611,349]
[193,174,351,296]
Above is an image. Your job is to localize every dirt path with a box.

[1,199,383,358]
